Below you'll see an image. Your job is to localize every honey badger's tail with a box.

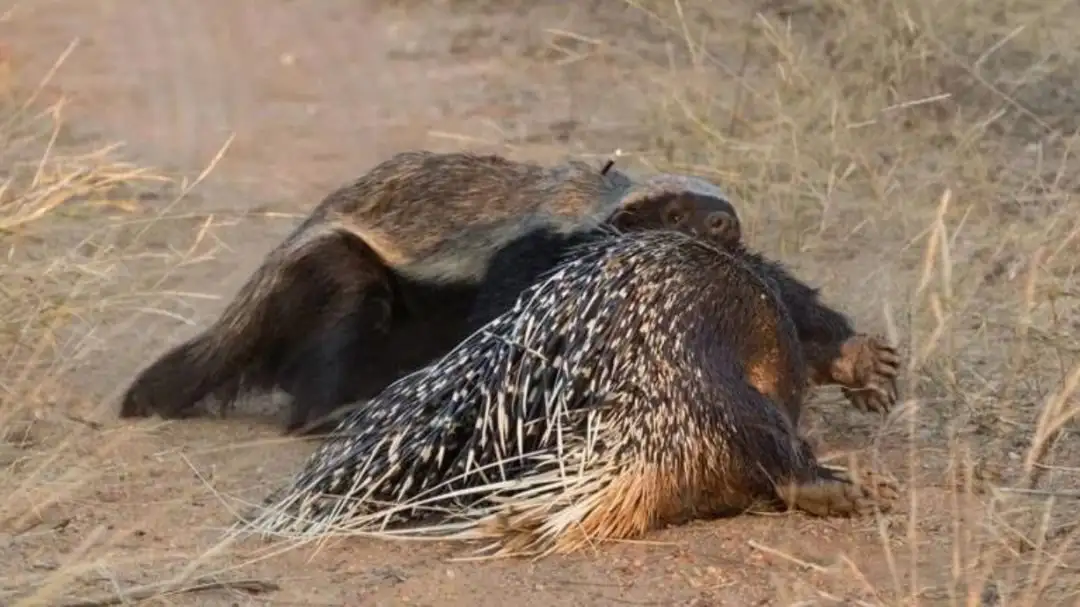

[119,225,393,421]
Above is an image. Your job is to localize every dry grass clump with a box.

[0,72,215,604]
[0,110,169,383]
[618,0,1080,602]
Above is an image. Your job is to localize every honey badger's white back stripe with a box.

[292,161,733,286]
[380,172,733,285]
[356,161,637,284]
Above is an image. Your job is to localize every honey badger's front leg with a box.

[803,334,900,414]
[738,247,901,414]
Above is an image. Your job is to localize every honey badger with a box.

[119,151,745,433]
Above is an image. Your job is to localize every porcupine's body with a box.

[250,230,897,557]
[118,151,745,434]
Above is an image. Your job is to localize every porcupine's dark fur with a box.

[118,151,744,434]
[248,229,898,557]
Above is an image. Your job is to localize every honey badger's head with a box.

[609,173,742,248]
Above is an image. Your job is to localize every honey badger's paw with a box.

[779,466,899,517]
[838,334,901,414]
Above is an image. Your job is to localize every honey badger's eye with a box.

[664,205,686,225]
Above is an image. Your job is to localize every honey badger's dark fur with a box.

[249,230,898,557]
[736,248,900,415]
[119,151,745,433]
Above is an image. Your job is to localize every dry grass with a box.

[615,0,1080,602]
[0,57,237,605]
[2,0,1079,604]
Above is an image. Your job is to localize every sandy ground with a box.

[1,0,1078,605]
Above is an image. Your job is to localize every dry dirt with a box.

[2,0,1079,605]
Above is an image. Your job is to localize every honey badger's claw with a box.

[780,467,899,517]
[842,334,901,414]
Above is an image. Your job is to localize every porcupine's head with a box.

[609,172,742,248]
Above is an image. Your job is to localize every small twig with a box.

[62,413,103,431]
[997,487,1080,499]
[726,15,752,138]
[747,539,830,573]
[53,577,280,607]
[601,149,625,177]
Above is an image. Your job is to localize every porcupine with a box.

[247,229,899,558]
[118,150,746,435]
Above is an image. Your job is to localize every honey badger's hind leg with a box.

[119,227,394,426]
[280,268,480,437]
[276,295,390,435]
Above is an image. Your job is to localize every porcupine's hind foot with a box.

[778,465,899,517]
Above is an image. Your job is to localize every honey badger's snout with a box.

[704,210,741,247]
